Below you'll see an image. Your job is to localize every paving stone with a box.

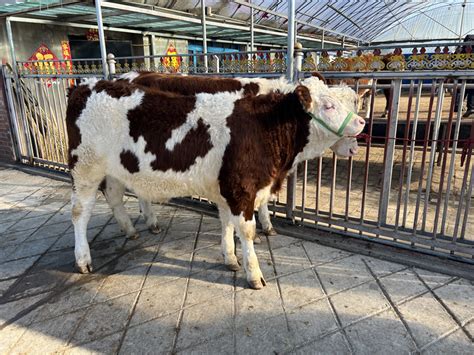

[34,277,104,321]
[379,269,428,304]
[0,292,52,329]
[235,280,282,328]
[363,257,406,277]
[120,313,178,354]
[294,331,351,354]
[176,296,233,350]
[432,278,474,323]
[29,221,72,240]
[130,278,187,326]
[398,293,459,348]
[316,255,374,295]
[94,265,149,303]
[9,236,58,261]
[414,268,454,288]
[6,213,55,233]
[422,328,474,354]
[302,241,352,265]
[235,314,293,354]
[345,309,417,354]
[178,332,233,355]
[72,292,138,344]
[287,298,339,345]
[0,230,31,247]
[271,242,312,275]
[0,323,28,354]
[279,268,325,309]
[330,281,390,326]
[0,255,38,280]
[185,267,234,305]
[10,309,87,354]
[65,331,122,355]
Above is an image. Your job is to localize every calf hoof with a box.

[263,227,277,236]
[253,235,262,244]
[248,277,267,290]
[128,232,140,240]
[226,261,241,272]
[76,262,93,274]
[148,224,161,234]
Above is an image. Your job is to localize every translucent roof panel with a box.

[373,1,474,43]
[2,1,474,46]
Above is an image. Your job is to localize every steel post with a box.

[379,79,402,226]
[201,0,208,73]
[95,0,109,78]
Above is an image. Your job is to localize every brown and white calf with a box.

[106,72,360,239]
[66,77,365,289]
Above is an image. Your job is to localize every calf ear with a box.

[295,85,312,111]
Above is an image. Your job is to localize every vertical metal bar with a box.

[6,17,34,162]
[413,81,437,234]
[95,0,108,78]
[395,80,415,230]
[460,161,474,240]
[360,79,376,224]
[250,0,254,52]
[345,157,353,229]
[403,81,423,227]
[150,34,158,70]
[453,141,472,240]
[285,0,296,220]
[25,79,42,160]
[433,80,458,240]
[315,156,322,227]
[50,79,67,164]
[379,79,402,226]
[329,153,337,227]
[441,80,466,236]
[286,0,296,81]
[422,81,445,232]
[201,0,208,73]
[301,160,308,224]
[2,71,22,160]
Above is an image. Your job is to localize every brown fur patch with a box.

[94,80,135,99]
[311,72,327,83]
[218,90,311,220]
[66,84,92,170]
[126,88,213,172]
[120,150,140,174]
[128,72,259,96]
[295,85,312,111]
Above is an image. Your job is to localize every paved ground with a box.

[0,166,474,354]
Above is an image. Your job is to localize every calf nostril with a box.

[359,118,366,125]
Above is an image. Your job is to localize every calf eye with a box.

[324,104,335,110]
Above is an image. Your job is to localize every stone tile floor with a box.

[0,166,473,354]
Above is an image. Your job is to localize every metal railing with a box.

[3,45,474,264]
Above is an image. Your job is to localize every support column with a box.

[201,0,208,72]
[250,0,254,52]
[95,0,108,78]
[286,0,296,82]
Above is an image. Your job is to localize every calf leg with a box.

[218,206,240,271]
[258,203,277,236]
[139,199,161,234]
[72,183,100,273]
[233,212,266,289]
[104,176,139,240]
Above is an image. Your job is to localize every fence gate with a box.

[3,50,474,264]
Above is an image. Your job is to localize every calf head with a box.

[298,79,365,138]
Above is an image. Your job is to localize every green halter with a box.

[307,111,354,138]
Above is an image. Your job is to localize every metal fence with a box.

[3,47,474,264]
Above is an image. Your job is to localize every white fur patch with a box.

[118,71,140,82]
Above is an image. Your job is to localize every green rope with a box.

[308,111,354,138]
